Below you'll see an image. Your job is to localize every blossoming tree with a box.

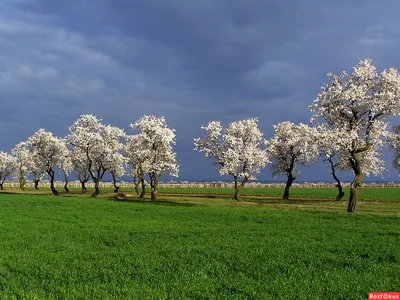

[106,152,126,193]
[126,134,151,198]
[67,114,125,197]
[130,115,179,201]
[317,126,347,200]
[194,118,269,201]
[310,59,400,212]
[0,152,17,190]
[29,160,46,190]
[28,129,68,196]
[59,143,73,193]
[71,148,91,192]
[266,122,319,200]
[12,141,32,191]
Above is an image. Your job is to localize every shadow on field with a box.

[0,191,18,195]
[245,198,339,204]
[111,197,200,207]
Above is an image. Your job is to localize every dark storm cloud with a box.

[1,0,400,181]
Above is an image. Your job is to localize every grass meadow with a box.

[157,186,400,201]
[0,187,399,299]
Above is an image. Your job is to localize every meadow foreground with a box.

[0,190,399,299]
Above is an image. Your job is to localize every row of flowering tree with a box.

[1,59,400,212]
[194,59,400,212]
[0,114,179,200]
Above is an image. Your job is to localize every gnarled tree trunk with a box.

[133,175,140,196]
[149,172,158,201]
[233,175,249,201]
[348,152,363,213]
[81,181,87,192]
[19,174,25,191]
[87,156,106,198]
[47,169,59,196]
[34,178,40,190]
[63,170,70,193]
[328,157,344,201]
[112,174,120,193]
[139,177,146,198]
[335,183,345,201]
[92,179,100,198]
[283,171,296,200]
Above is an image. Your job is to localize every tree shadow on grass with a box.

[244,198,339,205]
[0,191,19,195]
[111,197,201,207]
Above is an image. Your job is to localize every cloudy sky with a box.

[1,0,400,182]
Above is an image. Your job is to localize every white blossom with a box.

[67,114,125,197]
[27,129,68,195]
[0,152,17,189]
[130,115,178,200]
[12,141,32,190]
[267,121,319,177]
[194,118,269,200]
[310,59,400,212]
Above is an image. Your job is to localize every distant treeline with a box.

[3,181,400,189]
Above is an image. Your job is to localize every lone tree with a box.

[106,152,126,193]
[30,164,45,190]
[310,59,400,212]
[266,121,319,200]
[71,148,91,192]
[317,126,347,200]
[130,115,179,201]
[59,143,73,193]
[28,144,46,190]
[67,114,125,198]
[194,118,269,201]
[12,142,32,191]
[126,134,151,198]
[28,129,68,196]
[0,152,17,190]
[317,125,385,201]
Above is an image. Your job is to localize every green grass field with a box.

[0,190,399,299]
[156,186,400,201]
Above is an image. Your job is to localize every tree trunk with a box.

[134,182,140,196]
[234,176,240,201]
[63,171,69,193]
[234,186,241,201]
[112,174,119,193]
[348,173,363,212]
[0,183,3,190]
[48,172,59,196]
[335,184,345,201]
[19,178,25,191]
[328,157,344,201]
[81,181,87,192]
[64,182,70,193]
[150,173,158,201]
[139,177,146,198]
[34,179,40,190]
[233,176,249,201]
[348,153,363,213]
[133,176,140,196]
[283,171,296,200]
[92,179,100,198]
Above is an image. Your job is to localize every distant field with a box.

[0,192,398,299]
